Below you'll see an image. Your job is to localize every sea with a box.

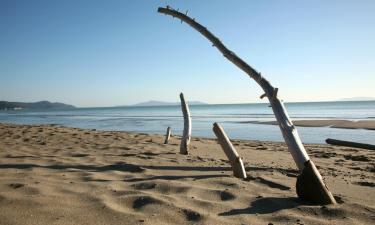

[1,101,374,145]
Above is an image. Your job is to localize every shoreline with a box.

[0,123,374,224]
[239,119,375,130]
[1,120,374,146]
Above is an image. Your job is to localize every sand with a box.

[0,123,374,225]
[241,119,375,130]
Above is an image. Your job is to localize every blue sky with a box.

[1,0,374,107]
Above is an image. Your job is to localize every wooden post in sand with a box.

[180,93,191,154]
[164,127,171,144]
[213,123,247,179]
[158,6,336,204]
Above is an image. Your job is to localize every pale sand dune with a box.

[0,123,374,225]
[243,119,375,130]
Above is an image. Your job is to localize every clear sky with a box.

[1,0,374,107]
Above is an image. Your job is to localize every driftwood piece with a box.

[326,138,375,150]
[158,6,309,170]
[164,127,171,144]
[158,6,335,204]
[180,93,191,154]
[213,123,247,178]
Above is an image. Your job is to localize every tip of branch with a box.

[157,6,172,13]
[260,93,267,99]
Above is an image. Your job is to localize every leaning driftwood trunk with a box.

[158,6,336,204]
[164,127,171,144]
[213,123,247,179]
[180,93,191,154]
[326,138,375,150]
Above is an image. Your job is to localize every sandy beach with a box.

[0,123,374,225]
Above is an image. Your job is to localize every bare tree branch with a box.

[158,6,308,171]
[158,6,336,204]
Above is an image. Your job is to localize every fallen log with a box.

[164,127,171,144]
[326,138,375,150]
[158,6,336,204]
[180,93,191,154]
[213,123,247,179]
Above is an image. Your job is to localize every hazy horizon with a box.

[1,0,374,107]
[3,97,375,109]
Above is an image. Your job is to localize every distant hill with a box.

[133,100,207,107]
[337,97,375,101]
[0,101,75,110]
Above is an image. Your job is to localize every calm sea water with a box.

[1,101,374,144]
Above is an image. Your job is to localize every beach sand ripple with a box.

[0,123,374,225]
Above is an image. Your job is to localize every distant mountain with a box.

[0,101,75,110]
[337,97,375,101]
[133,100,207,107]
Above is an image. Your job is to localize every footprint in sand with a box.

[355,181,375,187]
[8,183,24,189]
[181,209,201,222]
[132,196,162,210]
[344,155,371,162]
[70,153,90,157]
[132,182,157,190]
[142,152,159,156]
[219,190,236,201]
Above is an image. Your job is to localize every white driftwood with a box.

[213,123,247,179]
[158,6,335,204]
[180,93,191,154]
[164,127,171,144]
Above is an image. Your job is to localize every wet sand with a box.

[0,123,374,225]
[241,119,375,130]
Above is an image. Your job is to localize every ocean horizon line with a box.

[76,99,375,110]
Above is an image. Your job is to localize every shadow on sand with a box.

[0,162,297,174]
[0,162,298,186]
[0,163,231,181]
[0,162,145,173]
[219,197,303,215]
[1,162,305,213]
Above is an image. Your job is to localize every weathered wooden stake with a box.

[158,7,336,204]
[213,123,247,179]
[164,127,171,144]
[180,93,191,154]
